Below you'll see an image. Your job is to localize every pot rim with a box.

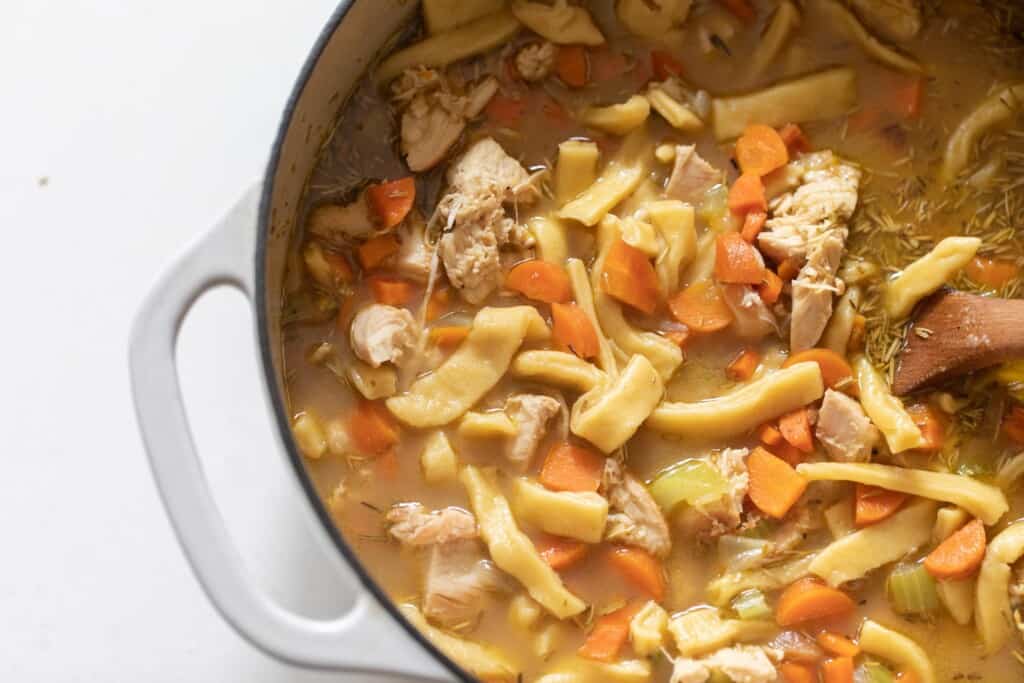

[255,3,473,680]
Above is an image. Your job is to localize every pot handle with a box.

[128,185,452,680]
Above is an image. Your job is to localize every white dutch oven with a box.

[129,1,467,679]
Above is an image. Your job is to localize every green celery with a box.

[887,562,940,616]
[647,459,728,513]
[730,589,772,621]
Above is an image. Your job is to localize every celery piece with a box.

[861,660,896,683]
[648,459,729,513]
[697,184,731,233]
[731,589,772,621]
[887,562,940,616]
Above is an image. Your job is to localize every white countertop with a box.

[0,1,406,679]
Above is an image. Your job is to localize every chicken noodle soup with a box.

[282,1,1024,681]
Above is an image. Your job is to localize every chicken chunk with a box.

[666,145,721,205]
[602,459,672,558]
[815,389,878,462]
[721,284,778,341]
[849,0,922,43]
[703,646,778,683]
[790,230,845,351]
[446,136,539,207]
[515,41,557,82]
[307,197,376,242]
[504,394,561,470]
[387,503,477,545]
[394,218,434,283]
[349,304,420,368]
[670,658,710,683]
[683,448,750,539]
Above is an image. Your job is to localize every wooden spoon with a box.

[893,289,1024,395]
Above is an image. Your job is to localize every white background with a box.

[0,1,399,680]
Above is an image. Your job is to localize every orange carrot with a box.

[758,423,784,447]
[758,268,784,305]
[651,49,685,80]
[779,407,814,453]
[925,518,987,580]
[855,483,908,527]
[506,259,572,304]
[669,281,734,333]
[1006,405,1024,443]
[778,258,800,281]
[821,656,855,683]
[358,234,401,270]
[663,325,691,348]
[741,210,767,242]
[736,124,790,176]
[365,177,416,229]
[536,534,589,571]
[817,632,860,658]
[578,603,642,662]
[780,661,818,683]
[771,440,806,467]
[607,546,666,601]
[539,443,606,493]
[889,74,925,119]
[728,173,768,215]
[715,232,767,285]
[966,255,1019,290]
[906,403,945,452]
[426,286,450,322]
[778,123,811,154]
[348,400,399,455]
[748,447,808,519]
[552,302,600,360]
[602,238,661,314]
[428,325,470,349]
[775,577,856,626]
[485,93,526,127]
[726,348,760,382]
[556,45,589,88]
[717,0,756,22]
[369,276,414,306]
[783,349,855,392]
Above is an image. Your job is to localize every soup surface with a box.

[281,1,1024,681]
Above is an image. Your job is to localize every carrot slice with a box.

[726,348,760,382]
[925,518,987,580]
[889,74,925,119]
[536,534,589,571]
[906,403,945,452]
[358,234,401,270]
[728,173,768,215]
[556,45,588,88]
[821,656,855,683]
[817,632,860,658]
[758,268,784,305]
[966,255,1019,290]
[506,259,572,304]
[668,281,734,333]
[771,440,806,467]
[552,302,600,360]
[485,93,526,127]
[602,238,661,314]
[369,276,414,306]
[748,447,808,519]
[715,232,766,285]
[777,258,800,281]
[780,661,818,683]
[425,286,450,322]
[758,423,784,447]
[716,0,756,22]
[606,546,666,601]
[428,326,470,349]
[736,124,790,176]
[1006,405,1024,444]
[539,443,605,493]
[778,123,811,154]
[775,577,855,626]
[365,177,416,229]
[779,407,814,453]
[578,603,642,662]
[741,210,767,243]
[651,49,685,80]
[854,483,908,527]
[348,400,399,455]
[783,349,855,391]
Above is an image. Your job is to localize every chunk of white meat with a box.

[849,0,922,43]
[791,230,845,351]
[721,284,778,341]
[504,394,561,470]
[815,388,878,462]
[665,145,722,205]
[349,304,420,368]
[307,197,376,242]
[387,503,478,546]
[394,218,434,283]
[439,209,504,304]
[704,646,778,683]
[603,459,672,558]
[515,41,557,82]
[681,448,750,539]
[765,503,820,558]
[670,658,710,683]
[446,136,540,207]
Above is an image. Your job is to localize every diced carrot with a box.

[889,74,925,119]
[668,281,734,333]
[536,534,589,571]
[758,423,784,447]
[578,603,642,662]
[966,255,1020,290]
[906,403,945,452]
[741,210,768,242]
[726,348,760,382]
[728,173,768,216]
[428,325,470,349]
[896,671,922,683]
[736,124,790,176]
[783,349,855,391]
[771,440,806,467]
[775,577,856,626]
[506,259,572,304]
[855,483,908,527]
[358,234,401,270]
[590,48,630,81]
[556,45,589,88]
[552,302,600,360]
[485,93,526,127]
[748,447,808,519]
[778,123,811,154]
[758,268,784,305]
[602,238,661,314]
[606,546,666,601]
[821,656,855,683]
[539,443,605,493]
[365,177,416,229]
[777,258,800,281]
[1006,405,1024,443]
[779,407,814,453]
[817,632,860,658]
[369,276,414,306]
[374,449,399,480]
[925,518,987,580]
[780,661,818,683]
[715,232,767,285]
[716,0,756,22]
[348,400,399,455]
[651,49,685,80]
[848,314,867,353]
[426,286,450,322]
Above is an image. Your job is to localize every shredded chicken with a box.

[671,646,779,683]
[515,41,557,82]
[394,217,434,283]
[349,304,419,368]
[504,394,561,469]
[387,503,478,545]
[815,388,879,462]
[603,459,672,559]
[666,144,722,205]
[721,284,778,341]
[670,658,710,683]
[682,448,750,539]
[849,0,922,43]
